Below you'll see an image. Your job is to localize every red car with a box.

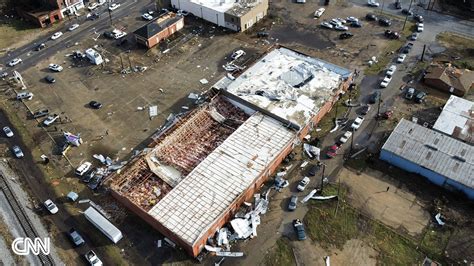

[326,144,340,159]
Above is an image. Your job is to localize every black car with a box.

[401,43,413,53]
[384,30,400,39]
[369,91,381,104]
[103,31,114,39]
[257,31,269,38]
[89,101,103,109]
[415,91,427,103]
[293,219,307,241]
[414,14,424,22]
[307,164,320,176]
[32,109,49,118]
[350,21,362,27]
[401,8,413,15]
[394,1,402,9]
[378,18,392,26]
[35,43,46,51]
[360,105,371,115]
[45,75,56,83]
[366,13,378,21]
[339,32,354,39]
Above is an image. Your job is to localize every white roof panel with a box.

[432,95,473,144]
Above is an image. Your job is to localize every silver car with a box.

[288,195,298,211]
[12,145,24,158]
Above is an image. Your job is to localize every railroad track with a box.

[0,172,55,265]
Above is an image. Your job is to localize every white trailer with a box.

[84,207,123,243]
[85,48,103,65]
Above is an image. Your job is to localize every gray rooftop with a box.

[432,95,473,144]
[382,119,474,189]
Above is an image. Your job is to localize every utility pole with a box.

[377,94,382,118]
[320,163,326,193]
[380,0,386,15]
[350,127,354,155]
[107,0,113,26]
[421,44,426,61]
[402,0,414,31]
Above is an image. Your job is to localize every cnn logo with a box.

[11,237,50,256]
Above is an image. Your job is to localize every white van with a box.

[16,92,34,100]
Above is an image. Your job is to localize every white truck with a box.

[85,48,103,65]
[84,207,123,243]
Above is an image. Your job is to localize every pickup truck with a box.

[350,116,364,130]
[85,250,103,266]
[293,219,307,240]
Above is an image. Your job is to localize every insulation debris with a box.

[300,161,309,168]
[149,105,158,118]
[205,245,222,252]
[200,78,209,84]
[303,143,320,159]
[312,195,338,200]
[164,238,176,248]
[215,251,244,257]
[302,189,318,203]
[435,213,445,226]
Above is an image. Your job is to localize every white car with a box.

[85,250,103,266]
[339,131,352,144]
[108,3,121,11]
[44,199,59,214]
[297,177,310,191]
[43,114,59,126]
[112,29,127,39]
[68,23,79,31]
[231,50,246,60]
[48,64,63,72]
[12,145,24,158]
[8,58,22,66]
[417,23,424,32]
[51,32,63,40]
[88,3,98,10]
[368,0,380,7]
[386,65,396,75]
[321,22,333,29]
[397,54,407,63]
[351,116,364,130]
[346,16,358,23]
[75,161,92,176]
[314,8,325,18]
[3,126,13,137]
[16,91,34,100]
[380,74,392,88]
[334,24,349,31]
[142,13,153,20]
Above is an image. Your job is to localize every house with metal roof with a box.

[380,119,474,199]
[134,12,184,48]
[423,64,474,96]
[433,95,473,144]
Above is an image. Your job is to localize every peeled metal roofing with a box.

[382,119,474,189]
[147,112,295,245]
[432,95,474,144]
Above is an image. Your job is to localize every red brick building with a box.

[134,13,184,49]
[17,0,63,28]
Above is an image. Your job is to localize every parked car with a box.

[44,199,58,214]
[410,32,419,41]
[32,109,49,118]
[3,126,13,137]
[401,43,413,53]
[307,164,320,176]
[417,23,424,32]
[401,8,413,15]
[346,16,358,23]
[1,72,8,78]
[43,114,59,126]
[380,74,392,88]
[326,144,339,158]
[82,169,96,183]
[68,228,85,246]
[103,31,114,39]
[142,13,153,20]
[35,43,46,51]
[394,0,402,9]
[335,17,347,24]
[85,250,103,266]
[414,14,424,22]
[108,3,121,11]
[415,91,427,103]
[16,91,34,100]
[87,2,99,10]
[351,21,362,27]
[49,63,63,72]
[111,29,127,39]
[367,0,380,7]
[360,104,371,115]
[380,110,394,119]
[45,75,56,83]
[68,23,79,31]
[339,130,352,144]
[365,13,377,21]
[378,18,391,26]
[321,21,334,29]
[297,176,310,191]
[51,31,63,40]
[397,54,407,63]
[8,58,22,67]
[256,31,269,38]
[89,101,103,109]
[369,91,381,104]
[88,173,104,190]
[314,7,325,18]
[386,65,397,75]
[288,195,298,211]
[231,50,245,60]
[12,145,24,158]
[405,87,415,99]
[384,30,399,39]
[76,162,92,176]
[87,12,100,20]
[351,116,365,131]
[293,219,307,240]
[334,24,349,31]
[339,32,354,39]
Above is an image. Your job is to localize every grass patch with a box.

[344,151,370,171]
[262,238,295,266]
[0,19,38,51]
[365,39,404,75]
[420,228,452,259]
[436,32,474,70]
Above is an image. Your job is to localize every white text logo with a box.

[11,237,50,256]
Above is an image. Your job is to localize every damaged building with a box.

[107,47,352,257]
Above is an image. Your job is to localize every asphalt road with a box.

[1,0,156,72]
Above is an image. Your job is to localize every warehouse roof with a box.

[147,112,295,245]
[214,47,351,127]
[382,119,474,189]
[433,95,474,144]
[134,13,182,39]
